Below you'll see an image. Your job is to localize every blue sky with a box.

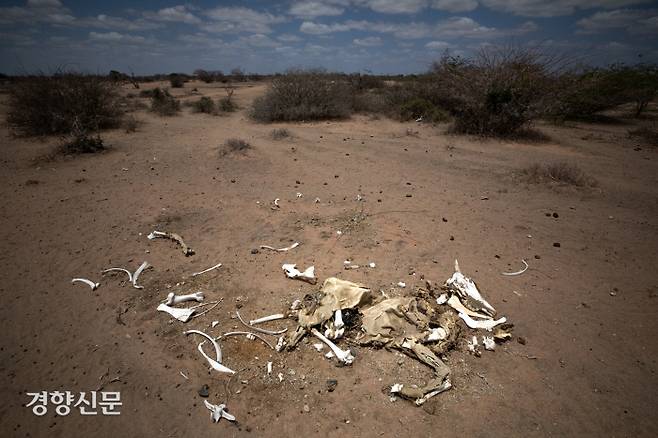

[1,0,657,74]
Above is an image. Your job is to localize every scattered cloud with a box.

[353,36,383,46]
[144,5,201,24]
[289,1,346,18]
[202,6,286,34]
[577,8,658,34]
[89,31,148,45]
[425,40,450,49]
[480,0,653,17]
[431,0,478,13]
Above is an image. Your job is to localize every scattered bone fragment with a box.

[250,313,285,325]
[275,336,285,352]
[236,311,287,335]
[157,303,196,322]
[290,299,302,311]
[443,260,496,316]
[179,371,189,380]
[501,259,529,276]
[482,336,496,351]
[314,197,320,203]
[278,373,284,382]
[132,261,149,289]
[343,260,360,270]
[191,263,222,277]
[436,294,448,305]
[311,328,354,365]
[368,262,376,268]
[397,282,406,288]
[148,230,194,256]
[296,192,303,198]
[72,278,99,290]
[446,295,491,320]
[427,327,447,342]
[204,400,236,423]
[165,291,204,306]
[415,379,452,406]
[267,362,273,374]
[325,351,335,359]
[282,263,316,284]
[313,343,324,352]
[271,198,280,210]
[260,242,300,252]
[211,321,219,328]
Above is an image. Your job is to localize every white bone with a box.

[197,341,235,374]
[343,260,360,270]
[314,197,320,203]
[165,291,204,306]
[147,231,166,240]
[446,260,496,315]
[311,328,354,365]
[296,192,303,198]
[101,268,132,282]
[290,299,302,310]
[436,294,448,305]
[157,303,195,322]
[250,314,285,325]
[275,336,285,352]
[427,327,447,341]
[267,362,272,374]
[391,383,404,393]
[260,242,300,252]
[324,309,345,339]
[447,295,491,320]
[211,321,219,328]
[278,373,284,382]
[273,198,280,208]
[72,278,99,290]
[191,262,222,277]
[179,371,189,380]
[313,343,324,352]
[397,282,406,288]
[282,263,316,284]
[184,329,236,374]
[458,313,507,331]
[132,261,149,289]
[415,379,452,406]
[236,311,287,335]
[204,400,235,423]
[483,336,496,351]
[368,262,376,268]
[325,351,335,359]
[467,336,478,353]
[501,259,529,276]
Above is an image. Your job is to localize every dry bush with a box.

[521,162,597,187]
[430,47,563,136]
[398,98,449,122]
[221,138,251,155]
[7,73,122,136]
[169,74,184,88]
[149,88,180,116]
[252,69,352,122]
[61,132,105,154]
[122,114,141,133]
[191,96,216,114]
[271,128,291,140]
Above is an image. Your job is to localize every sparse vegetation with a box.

[169,74,184,88]
[6,73,122,137]
[629,125,658,147]
[252,69,352,122]
[221,138,251,155]
[398,98,448,123]
[149,88,180,116]
[191,96,216,114]
[218,86,237,112]
[122,114,141,133]
[521,162,597,187]
[271,128,291,140]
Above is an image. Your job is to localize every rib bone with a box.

[72,278,99,290]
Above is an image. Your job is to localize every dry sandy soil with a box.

[1,80,657,438]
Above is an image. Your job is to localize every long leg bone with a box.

[458,312,507,331]
[311,328,354,365]
[236,311,287,335]
[191,263,222,277]
[72,278,99,290]
[249,314,285,325]
[165,291,205,306]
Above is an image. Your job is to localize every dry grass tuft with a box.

[221,138,252,156]
[521,162,597,187]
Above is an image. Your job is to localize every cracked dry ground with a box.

[1,82,657,437]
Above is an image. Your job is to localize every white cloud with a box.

[277,33,302,42]
[353,36,383,46]
[577,8,658,34]
[300,21,351,34]
[290,1,346,18]
[80,14,161,31]
[89,31,148,45]
[357,0,428,14]
[203,7,286,34]
[425,40,449,49]
[238,33,281,48]
[145,5,200,24]
[480,0,652,17]
[431,0,478,12]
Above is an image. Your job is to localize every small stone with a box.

[326,379,338,392]
[250,248,259,254]
[405,194,412,198]
[230,179,236,183]
[198,384,209,398]
[517,337,527,345]
[552,212,559,218]
[449,236,454,241]
[534,254,541,259]
[553,242,561,248]
[303,404,310,413]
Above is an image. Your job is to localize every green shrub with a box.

[150,88,180,116]
[252,69,352,122]
[399,98,448,122]
[7,73,122,136]
[192,96,216,114]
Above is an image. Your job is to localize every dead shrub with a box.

[252,69,351,122]
[271,128,291,140]
[150,88,180,116]
[521,162,597,187]
[61,132,105,154]
[122,114,141,133]
[7,73,122,137]
[221,138,251,155]
[430,47,562,136]
[169,74,184,88]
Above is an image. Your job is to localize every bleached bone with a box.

[278,373,284,382]
[260,242,299,252]
[220,331,275,350]
[436,294,448,305]
[290,299,302,310]
[467,335,479,353]
[344,260,360,270]
[324,309,345,339]
[275,336,285,352]
[250,313,285,325]
[147,230,194,256]
[191,263,222,277]
[313,343,324,352]
[267,362,273,374]
[282,263,316,284]
[271,198,280,210]
[391,383,404,393]
[446,260,496,316]
[211,321,219,328]
[501,259,529,276]
[204,400,235,423]
[179,371,189,380]
[458,313,507,331]
[427,327,447,342]
[101,268,132,282]
[447,295,491,320]
[157,303,195,322]
[165,291,205,306]
[325,351,335,359]
[296,192,303,198]
[311,328,354,365]
[368,262,376,268]
[397,282,406,288]
[236,311,287,335]
[482,336,496,351]
[415,379,452,406]
[132,261,149,289]
[72,278,99,290]
[184,329,235,374]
